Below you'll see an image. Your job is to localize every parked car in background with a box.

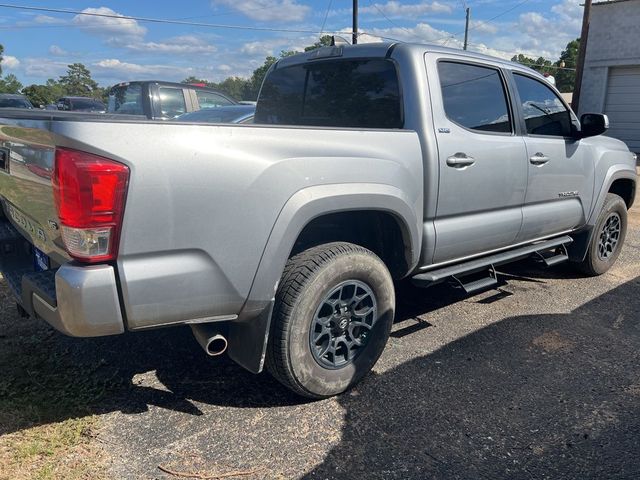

[56,97,106,112]
[176,105,255,124]
[0,94,34,109]
[107,81,236,120]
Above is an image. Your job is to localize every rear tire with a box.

[575,193,627,276]
[266,242,395,399]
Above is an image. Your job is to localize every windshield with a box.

[0,97,33,108]
[108,83,144,115]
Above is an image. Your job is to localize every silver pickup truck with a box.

[0,43,636,398]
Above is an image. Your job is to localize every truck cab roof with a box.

[275,41,543,79]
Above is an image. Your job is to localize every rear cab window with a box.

[255,58,403,129]
[437,61,512,134]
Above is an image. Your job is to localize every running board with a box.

[412,235,573,289]
[451,270,498,294]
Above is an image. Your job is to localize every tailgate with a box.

[0,122,69,265]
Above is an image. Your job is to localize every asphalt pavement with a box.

[3,206,640,479]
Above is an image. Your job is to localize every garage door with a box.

[604,66,640,152]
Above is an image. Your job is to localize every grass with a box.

[0,279,118,479]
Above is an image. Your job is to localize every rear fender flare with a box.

[227,183,421,373]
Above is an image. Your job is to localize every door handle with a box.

[446,153,475,168]
[529,152,550,165]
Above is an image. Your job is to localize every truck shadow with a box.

[0,272,469,435]
[302,275,640,479]
[1,267,639,480]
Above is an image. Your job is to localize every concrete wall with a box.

[579,0,640,115]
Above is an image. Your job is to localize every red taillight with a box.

[53,147,129,263]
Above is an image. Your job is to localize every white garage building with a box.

[578,0,640,153]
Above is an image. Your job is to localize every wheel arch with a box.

[227,183,421,373]
[570,167,635,262]
[587,166,636,226]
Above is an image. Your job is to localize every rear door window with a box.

[255,59,403,128]
[513,73,572,137]
[158,87,187,118]
[437,61,512,133]
[196,91,233,109]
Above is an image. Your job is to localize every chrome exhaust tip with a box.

[191,324,228,356]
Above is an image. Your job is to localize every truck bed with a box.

[0,109,423,332]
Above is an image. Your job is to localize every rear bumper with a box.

[0,221,124,337]
[29,264,124,337]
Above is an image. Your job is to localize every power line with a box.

[0,3,352,36]
[429,0,532,45]
[319,0,333,37]
[367,0,420,41]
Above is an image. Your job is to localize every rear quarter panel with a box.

[47,122,423,329]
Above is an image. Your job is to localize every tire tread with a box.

[266,242,383,398]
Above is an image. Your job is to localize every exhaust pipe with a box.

[191,324,228,356]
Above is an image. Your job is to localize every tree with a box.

[511,54,553,74]
[58,63,99,97]
[242,50,298,101]
[181,76,209,86]
[0,74,23,94]
[242,56,278,101]
[304,35,333,52]
[0,44,4,77]
[554,38,579,93]
[216,77,249,101]
[22,79,66,107]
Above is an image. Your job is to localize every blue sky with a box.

[0,0,583,87]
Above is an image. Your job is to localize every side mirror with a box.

[580,113,609,138]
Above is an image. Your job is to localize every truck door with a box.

[509,72,595,242]
[427,56,528,264]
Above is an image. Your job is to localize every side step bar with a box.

[412,235,573,290]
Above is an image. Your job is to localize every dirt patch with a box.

[531,330,574,353]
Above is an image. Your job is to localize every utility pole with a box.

[572,0,592,114]
[463,7,470,50]
[352,0,358,44]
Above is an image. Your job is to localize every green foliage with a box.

[0,73,23,94]
[510,54,553,73]
[58,63,99,97]
[242,55,278,101]
[511,38,580,93]
[216,76,250,101]
[554,38,579,93]
[304,35,333,52]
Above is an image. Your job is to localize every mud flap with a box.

[567,227,593,262]
[226,301,274,374]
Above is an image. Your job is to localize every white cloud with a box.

[34,15,65,25]
[93,58,191,77]
[22,58,68,78]
[120,35,217,54]
[361,1,453,16]
[49,45,68,56]
[2,55,20,69]
[212,0,310,22]
[469,20,498,35]
[72,7,146,39]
